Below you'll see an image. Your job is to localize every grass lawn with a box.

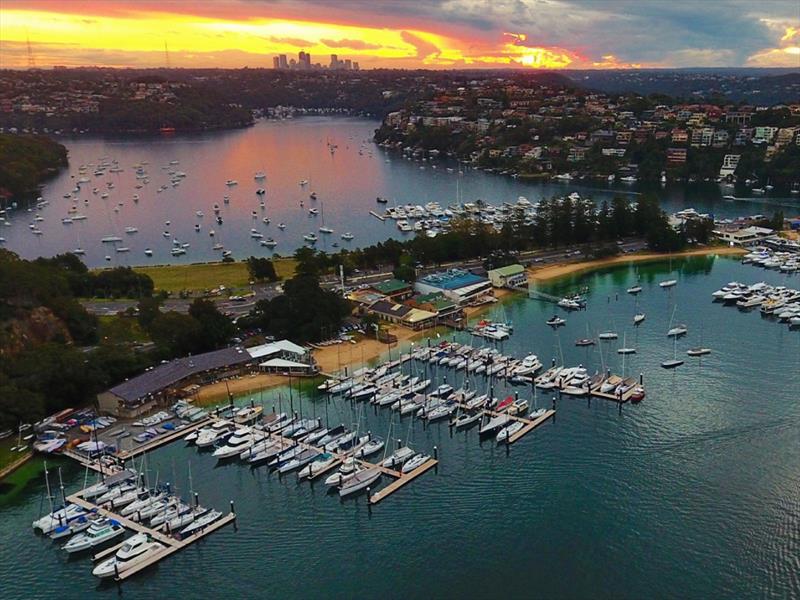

[134,259,296,294]
[97,315,150,344]
[0,437,22,472]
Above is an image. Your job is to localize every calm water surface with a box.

[2,117,798,267]
[1,256,798,599]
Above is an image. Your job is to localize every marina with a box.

[3,254,799,596]
[2,117,798,268]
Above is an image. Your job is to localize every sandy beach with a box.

[528,246,746,282]
[194,248,737,404]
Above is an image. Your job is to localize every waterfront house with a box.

[487,264,528,289]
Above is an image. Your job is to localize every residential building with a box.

[487,264,528,288]
[666,147,687,165]
[719,154,740,177]
[368,278,414,300]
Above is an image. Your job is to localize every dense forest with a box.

[0,251,235,429]
[0,134,68,200]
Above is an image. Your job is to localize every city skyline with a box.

[0,1,798,70]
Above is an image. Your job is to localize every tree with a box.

[188,299,235,352]
[246,256,278,282]
[137,295,164,329]
[148,311,203,358]
[242,275,350,343]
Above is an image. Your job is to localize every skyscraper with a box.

[330,54,339,69]
[344,59,352,70]
[273,56,280,69]
[278,54,288,69]
[298,51,311,69]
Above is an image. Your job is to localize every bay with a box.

[2,117,797,268]
[1,255,798,599]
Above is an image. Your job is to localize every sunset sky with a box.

[1,0,798,70]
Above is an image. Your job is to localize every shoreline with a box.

[191,248,742,404]
[528,246,746,282]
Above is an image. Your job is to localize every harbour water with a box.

[1,255,798,598]
[2,117,798,268]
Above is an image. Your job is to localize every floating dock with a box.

[66,489,235,582]
[369,458,438,504]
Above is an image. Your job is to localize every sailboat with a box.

[661,335,684,369]
[666,305,688,337]
[617,332,636,354]
[687,325,711,356]
[318,201,334,234]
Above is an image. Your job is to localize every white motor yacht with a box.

[212,429,254,459]
[92,533,165,578]
[63,519,125,553]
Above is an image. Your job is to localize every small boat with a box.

[451,411,483,429]
[659,279,677,288]
[661,358,684,369]
[256,188,266,195]
[575,338,594,347]
[627,285,642,294]
[634,313,646,325]
[179,509,222,536]
[617,347,636,355]
[496,421,524,443]
[382,446,415,468]
[339,467,381,497]
[32,504,86,534]
[479,413,510,436]
[92,533,165,578]
[225,179,238,186]
[598,332,618,340]
[401,453,430,474]
[687,347,711,357]
[341,232,354,240]
[667,325,688,337]
[62,519,125,553]
[546,315,565,327]
[354,437,384,458]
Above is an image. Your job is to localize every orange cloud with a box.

[746,23,800,67]
[0,6,594,70]
[592,54,642,69]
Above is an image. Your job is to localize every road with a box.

[81,239,647,318]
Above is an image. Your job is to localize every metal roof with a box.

[107,346,252,404]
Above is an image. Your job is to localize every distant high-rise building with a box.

[298,51,311,69]
[353,62,359,71]
[330,54,339,69]
[278,54,288,69]
[273,56,280,69]
[344,59,352,70]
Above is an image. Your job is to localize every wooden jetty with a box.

[117,417,211,460]
[67,491,236,582]
[507,409,556,444]
[369,458,438,505]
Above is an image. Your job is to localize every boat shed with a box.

[249,340,318,375]
[414,269,493,305]
[97,346,253,417]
